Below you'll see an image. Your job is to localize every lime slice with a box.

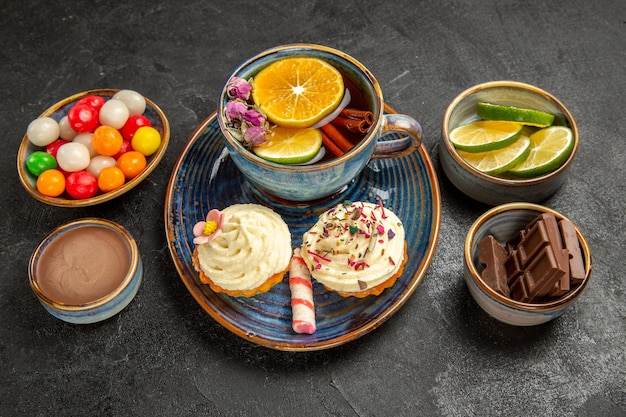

[253,127,323,164]
[508,126,573,177]
[477,102,555,127]
[457,136,531,175]
[449,120,523,152]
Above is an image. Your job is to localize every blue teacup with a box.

[217,44,423,202]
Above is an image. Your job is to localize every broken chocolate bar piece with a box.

[559,218,586,285]
[509,273,531,302]
[523,246,569,301]
[506,230,525,254]
[477,235,510,297]
[477,212,585,303]
[505,249,523,287]
[518,213,572,300]
[516,219,550,266]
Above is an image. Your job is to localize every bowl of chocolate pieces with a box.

[464,202,592,326]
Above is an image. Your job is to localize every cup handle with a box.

[372,113,423,159]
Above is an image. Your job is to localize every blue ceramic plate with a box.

[165,109,441,351]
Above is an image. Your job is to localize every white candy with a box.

[113,89,146,116]
[72,133,97,158]
[58,116,78,140]
[99,99,129,129]
[87,155,116,178]
[56,142,91,172]
[27,117,60,147]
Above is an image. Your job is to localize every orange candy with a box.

[37,169,66,197]
[116,151,146,179]
[97,166,126,192]
[92,125,123,156]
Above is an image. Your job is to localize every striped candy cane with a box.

[289,248,316,334]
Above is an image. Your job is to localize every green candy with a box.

[26,151,57,176]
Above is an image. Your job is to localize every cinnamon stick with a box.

[339,108,374,125]
[330,116,370,134]
[320,123,353,153]
[321,131,344,157]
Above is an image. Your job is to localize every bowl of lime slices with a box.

[440,81,579,205]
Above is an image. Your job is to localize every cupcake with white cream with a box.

[301,201,407,297]
[192,204,291,297]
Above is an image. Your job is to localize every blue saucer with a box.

[165,110,441,351]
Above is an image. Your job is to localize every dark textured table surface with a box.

[2,1,624,416]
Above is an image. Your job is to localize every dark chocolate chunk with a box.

[521,246,568,301]
[526,213,569,273]
[477,235,510,297]
[476,212,584,303]
[509,273,531,303]
[506,230,525,254]
[505,250,523,287]
[516,219,550,267]
[559,219,586,285]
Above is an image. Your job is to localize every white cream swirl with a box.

[195,204,291,291]
[301,202,405,293]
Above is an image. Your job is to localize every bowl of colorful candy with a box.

[17,89,169,207]
[440,81,579,205]
[464,202,592,326]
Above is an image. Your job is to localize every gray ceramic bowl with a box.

[18,89,169,207]
[441,81,579,205]
[464,202,592,326]
[29,218,142,324]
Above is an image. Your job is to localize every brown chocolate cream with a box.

[35,226,132,305]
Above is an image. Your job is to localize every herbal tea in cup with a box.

[218,43,423,202]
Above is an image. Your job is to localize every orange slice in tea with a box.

[251,57,345,128]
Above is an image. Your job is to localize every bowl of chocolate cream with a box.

[29,218,142,324]
[464,202,592,326]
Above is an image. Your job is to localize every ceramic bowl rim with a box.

[217,43,384,173]
[29,217,140,311]
[464,202,592,311]
[442,80,579,186]
[17,88,170,207]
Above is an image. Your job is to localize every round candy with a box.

[92,125,123,156]
[116,151,146,179]
[98,166,126,192]
[26,151,57,176]
[45,139,70,158]
[76,95,105,112]
[120,114,151,140]
[68,103,99,133]
[113,90,146,116]
[72,133,97,158]
[99,99,129,129]
[131,126,161,156]
[27,117,61,147]
[56,142,91,172]
[87,155,116,178]
[65,171,98,199]
[113,139,132,159]
[58,116,78,140]
[37,169,66,197]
